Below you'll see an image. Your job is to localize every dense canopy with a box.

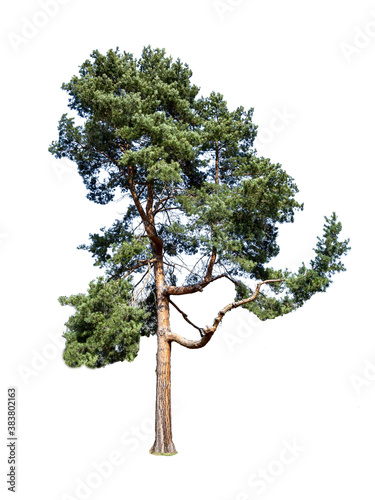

[49,46,350,368]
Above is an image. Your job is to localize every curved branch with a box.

[166,273,227,296]
[165,331,214,349]
[166,272,238,296]
[166,279,284,349]
[204,279,284,335]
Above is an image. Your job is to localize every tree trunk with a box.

[149,245,177,456]
[149,331,177,455]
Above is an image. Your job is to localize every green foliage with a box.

[48,46,201,205]
[285,212,350,307]
[50,46,350,367]
[176,155,304,279]
[235,213,350,320]
[59,277,148,368]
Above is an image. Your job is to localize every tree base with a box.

[149,442,178,456]
[149,450,178,456]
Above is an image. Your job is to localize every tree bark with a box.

[149,245,177,456]
[149,330,177,455]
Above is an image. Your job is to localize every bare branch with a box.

[132,266,150,291]
[188,252,209,277]
[217,260,237,280]
[166,273,229,296]
[168,298,203,334]
[163,258,202,280]
[155,206,180,214]
[166,279,284,349]
[153,194,175,215]
[132,261,152,304]
[109,258,156,281]
[203,279,284,335]
[165,331,214,349]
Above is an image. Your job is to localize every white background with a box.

[1,0,375,499]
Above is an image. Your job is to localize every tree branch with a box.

[163,258,202,280]
[202,140,220,285]
[124,164,162,248]
[166,271,237,296]
[153,193,175,215]
[146,180,154,220]
[132,261,152,305]
[165,330,214,349]
[168,298,204,335]
[205,246,217,281]
[165,273,227,296]
[108,258,156,281]
[155,206,180,214]
[166,279,284,349]
[203,279,284,335]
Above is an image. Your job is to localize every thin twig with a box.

[132,261,152,305]
[168,298,204,335]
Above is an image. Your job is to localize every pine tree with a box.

[49,46,350,455]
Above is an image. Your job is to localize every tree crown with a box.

[50,46,350,367]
